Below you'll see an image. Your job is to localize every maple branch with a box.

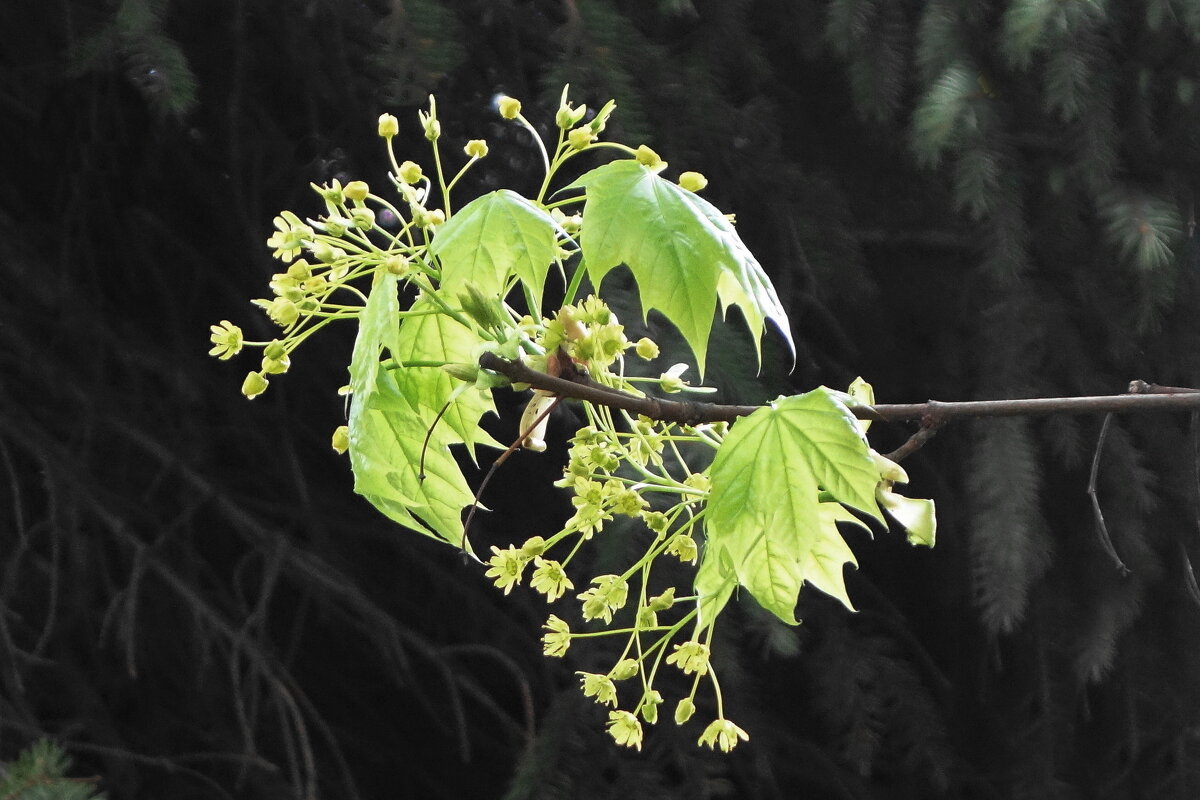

[478,352,1200,425]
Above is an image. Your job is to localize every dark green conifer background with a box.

[3,1,1200,797]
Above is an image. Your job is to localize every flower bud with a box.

[635,145,666,171]
[344,180,370,202]
[674,698,696,725]
[350,207,376,229]
[609,659,639,681]
[423,208,445,227]
[377,113,399,139]
[310,240,345,264]
[567,127,594,150]
[286,260,312,281]
[312,179,344,206]
[678,171,708,192]
[497,95,522,119]
[331,425,350,454]
[398,160,424,185]
[385,253,410,276]
[241,371,269,399]
[261,354,291,374]
[556,103,588,129]
[263,340,287,361]
[464,139,489,158]
[634,337,659,360]
[419,97,440,141]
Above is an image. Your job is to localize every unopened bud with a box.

[378,113,399,139]
[241,371,269,399]
[331,425,350,454]
[464,139,489,158]
[497,95,522,120]
[344,180,370,202]
[398,160,424,185]
[678,171,708,192]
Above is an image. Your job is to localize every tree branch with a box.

[478,352,1200,425]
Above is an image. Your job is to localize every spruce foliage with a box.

[6,0,1200,797]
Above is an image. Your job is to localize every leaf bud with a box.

[464,139,489,158]
[441,362,480,383]
[331,425,350,454]
[458,283,508,331]
[241,371,269,399]
[678,171,708,192]
[497,95,522,120]
[377,113,399,139]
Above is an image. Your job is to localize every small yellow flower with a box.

[529,558,574,602]
[665,641,711,676]
[577,574,628,623]
[208,321,244,360]
[698,718,749,752]
[464,139,489,158]
[541,615,571,657]
[606,710,643,751]
[497,95,522,120]
[665,533,698,564]
[578,672,618,707]
[484,545,528,595]
[674,697,696,725]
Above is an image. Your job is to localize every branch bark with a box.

[478,352,1200,425]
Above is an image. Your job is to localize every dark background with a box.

[4,1,1200,798]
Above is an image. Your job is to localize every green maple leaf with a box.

[347,274,477,552]
[567,160,794,374]
[391,295,502,461]
[429,189,560,314]
[701,389,882,624]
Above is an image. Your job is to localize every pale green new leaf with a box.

[391,296,502,461]
[429,189,559,313]
[880,490,937,547]
[695,541,737,628]
[567,160,794,374]
[347,274,477,553]
[703,389,882,624]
